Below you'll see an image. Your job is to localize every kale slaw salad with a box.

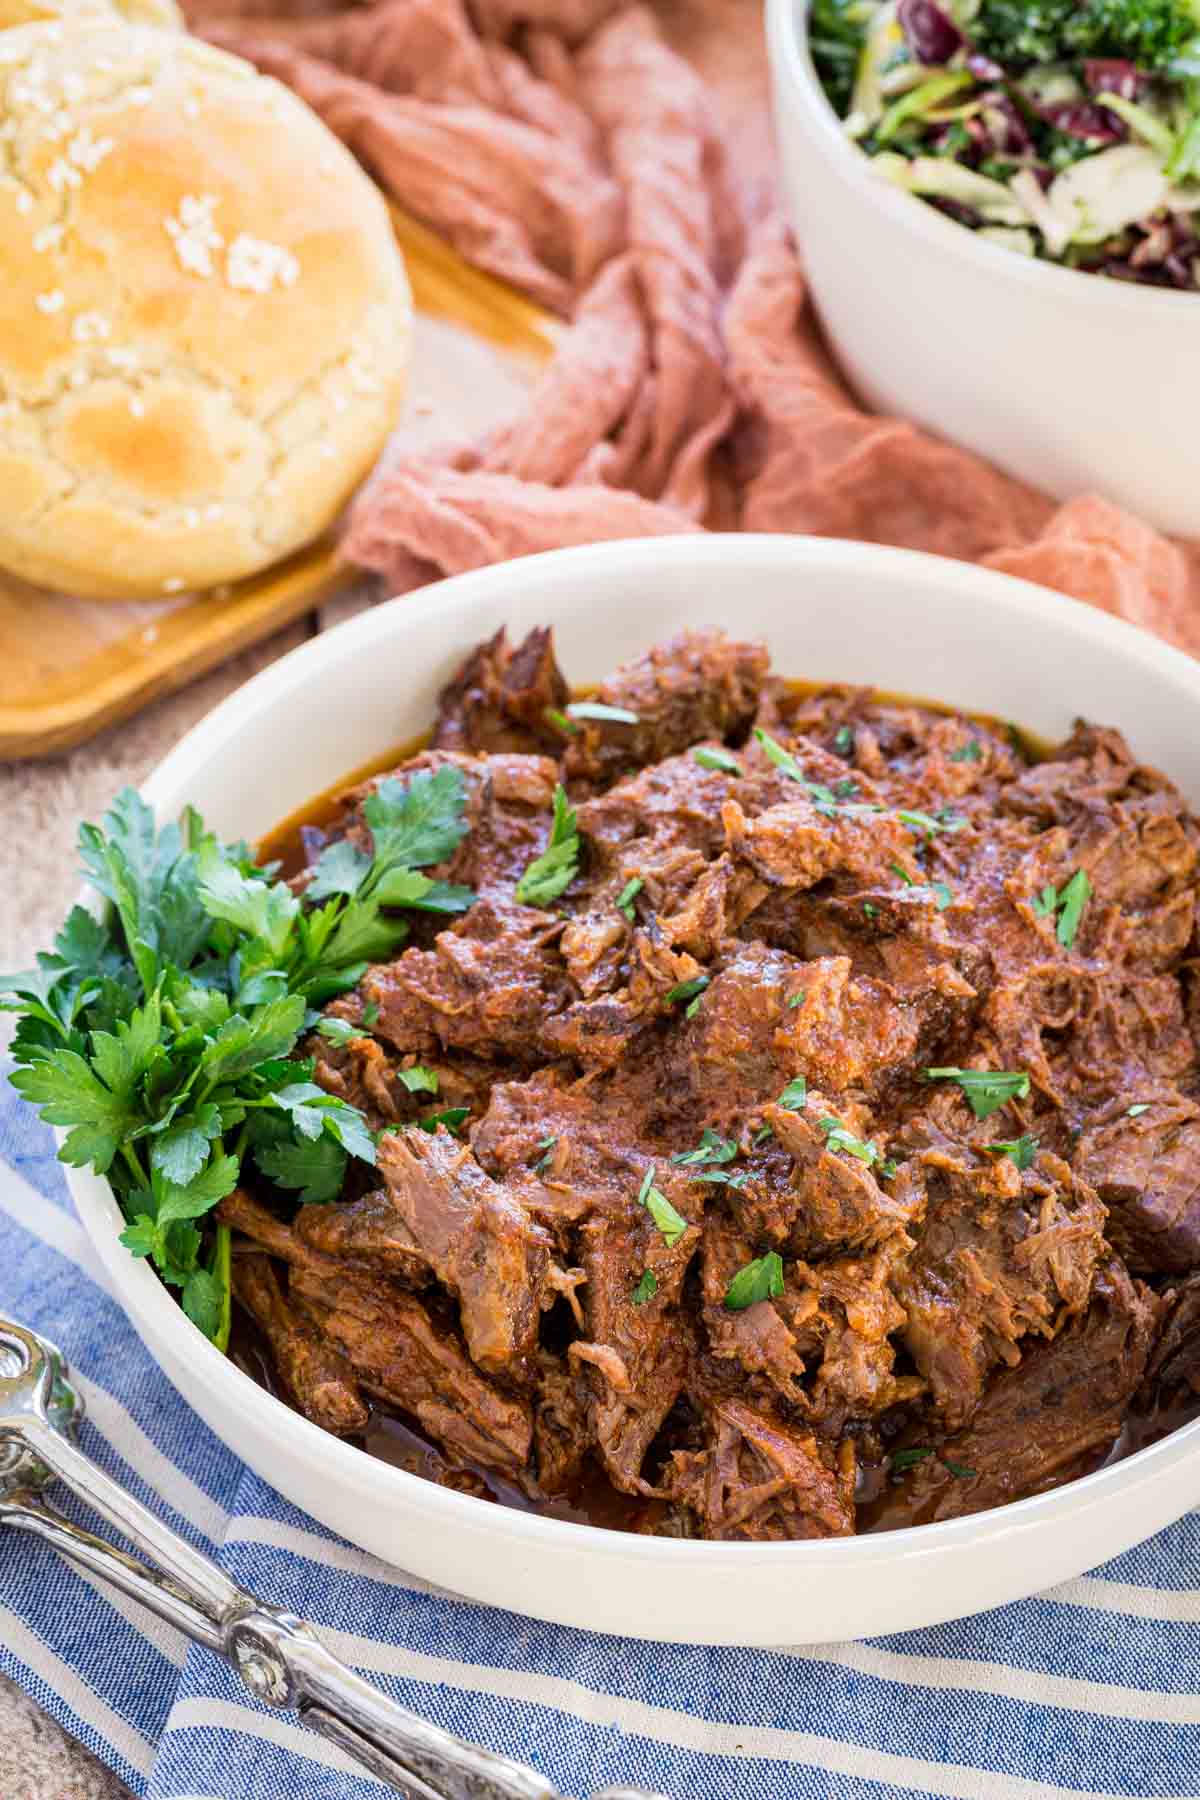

[810,0,1200,284]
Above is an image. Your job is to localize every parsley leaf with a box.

[315,1015,369,1048]
[984,1133,1039,1170]
[948,739,983,763]
[533,1134,557,1175]
[515,785,580,907]
[818,1115,881,1164]
[665,975,709,1006]
[693,746,741,775]
[616,877,643,923]
[925,1067,1031,1118]
[1054,869,1092,948]
[834,725,854,756]
[10,1047,138,1174]
[778,1076,808,1111]
[362,766,472,871]
[724,1251,785,1310]
[419,1107,470,1136]
[397,1064,439,1095]
[1030,868,1092,947]
[637,1167,689,1246]
[567,702,639,725]
[255,1135,348,1204]
[943,1461,976,1479]
[631,1269,658,1306]
[891,1447,933,1473]
[672,1128,738,1167]
[544,707,581,736]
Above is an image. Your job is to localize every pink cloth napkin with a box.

[190,0,1200,650]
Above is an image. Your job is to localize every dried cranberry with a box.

[1043,101,1127,143]
[897,0,962,64]
[1082,59,1144,100]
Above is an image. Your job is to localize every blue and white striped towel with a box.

[3,1072,1200,1800]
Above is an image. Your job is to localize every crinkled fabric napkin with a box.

[184,0,1200,646]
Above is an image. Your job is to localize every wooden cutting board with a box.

[0,205,562,762]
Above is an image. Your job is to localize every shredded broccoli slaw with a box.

[810,0,1200,284]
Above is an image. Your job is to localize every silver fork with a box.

[0,1315,667,1800]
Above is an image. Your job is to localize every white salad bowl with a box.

[764,0,1200,539]
[67,534,1200,1646]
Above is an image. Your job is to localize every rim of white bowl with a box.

[73,534,1200,1574]
[765,0,1200,316]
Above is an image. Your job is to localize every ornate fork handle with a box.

[0,1316,668,1800]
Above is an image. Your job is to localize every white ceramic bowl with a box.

[764,0,1200,539]
[68,535,1200,1646]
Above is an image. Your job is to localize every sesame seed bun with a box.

[0,22,411,600]
[0,0,181,30]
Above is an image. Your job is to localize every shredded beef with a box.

[237,626,1200,1541]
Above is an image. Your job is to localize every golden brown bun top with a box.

[0,0,180,30]
[0,21,410,598]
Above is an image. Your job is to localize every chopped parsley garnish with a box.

[891,1447,933,1474]
[533,1134,557,1174]
[1,778,477,1347]
[672,1128,738,1167]
[1127,1103,1152,1117]
[985,1133,1039,1170]
[925,1067,1031,1119]
[636,1166,689,1246]
[834,725,854,756]
[1032,868,1092,949]
[724,1251,785,1311]
[949,740,983,764]
[693,746,741,775]
[788,989,806,1008]
[666,975,710,1007]
[778,1076,808,1111]
[833,778,859,800]
[755,728,871,818]
[418,1107,470,1136]
[693,1166,750,1188]
[897,808,962,838]
[752,1124,774,1147]
[685,992,706,1020]
[880,1158,898,1179]
[863,901,878,918]
[818,1115,881,1165]
[567,702,639,725]
[515,784,580,908]
[362,1002,379,1029]
[397,1064,439,1095]
[944,1461,976,1479]
[890,863,951,908]
[544,707,580,736]
[616,876,643,923]
[755,728,965,836]
[315,1015,369,1048]
[631,1269,658,1306]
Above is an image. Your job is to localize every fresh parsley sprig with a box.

[2,774,475,1347]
